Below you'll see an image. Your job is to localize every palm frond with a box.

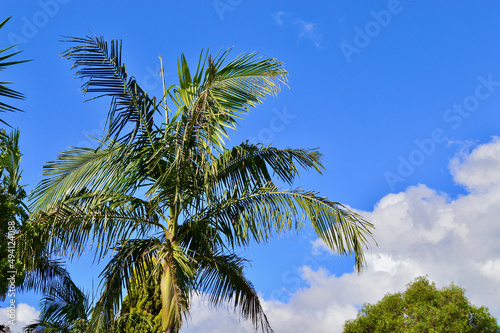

[24,270,88,333]
[61,35,156,143]
[196,252,273,333]
[211,143,323,193]
[0,16,30,123]
[176,215,227,257]
[29,192,162,261]
[89,238,161,332]
[29,142,141,212]
[197,183,374,271]
[169,49,287,149]
[39,282,88,325]
[20,257,72,294]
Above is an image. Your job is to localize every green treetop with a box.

[344,276,500,333]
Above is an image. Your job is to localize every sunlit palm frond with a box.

[29,142,142,212]
[29,192,162,261]
[198,183,374,271]
[170,49,287,149]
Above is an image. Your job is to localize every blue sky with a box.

[1,1,500,331]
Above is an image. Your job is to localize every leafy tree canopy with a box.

[343,276,500,333]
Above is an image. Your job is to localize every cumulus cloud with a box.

[181,137,500,332]
[0,303,39,333]
[450,136,500,192]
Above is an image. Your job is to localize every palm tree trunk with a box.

[160,264,177,333]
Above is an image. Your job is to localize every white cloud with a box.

[272,12,322,48]
[273,11,287,26]
[295,20,322,49]
[450,136,500,192]
[182,290,355,333]
[311,238,334,256]
[181,137,500,332]
[0,303,39,333]
[475,259,500,283]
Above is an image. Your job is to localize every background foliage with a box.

[343,276,500,332]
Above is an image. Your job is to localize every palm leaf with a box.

[20,257,72,294]
[29,190,163,263]
[196,252,273,333]
[211,143,323,194]
[61,35,156,143]
[0,16,30,124]
[169,49,287,149]
[29,141,142,212]
[89,238,161,332]
[25,279,89,333]
[195,183,374,271]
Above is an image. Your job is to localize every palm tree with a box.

[28,35,375,333]
[0,16,30,126]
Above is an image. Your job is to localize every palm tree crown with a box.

[28,35,375,333]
